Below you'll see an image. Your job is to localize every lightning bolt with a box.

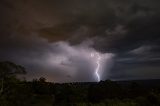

[91,52,101,82]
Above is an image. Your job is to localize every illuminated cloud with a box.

[44,41,115,82]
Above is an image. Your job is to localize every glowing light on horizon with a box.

[91,52,102,82]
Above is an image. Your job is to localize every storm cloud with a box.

[0,0,160,82]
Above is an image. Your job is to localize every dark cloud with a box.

[0,0,160,82]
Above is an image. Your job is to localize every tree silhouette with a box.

[39,77,46,83]
[0,61,26,95]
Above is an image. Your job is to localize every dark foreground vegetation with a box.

[1,61,160,106]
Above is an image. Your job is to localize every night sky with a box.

[0,0,160,82]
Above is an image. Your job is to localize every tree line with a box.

[0,61,160,106]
